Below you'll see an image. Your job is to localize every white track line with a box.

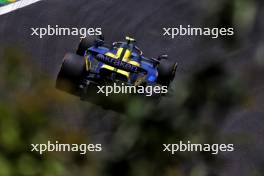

[0,0,42,16]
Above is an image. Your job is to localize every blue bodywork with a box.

[86,46,158,85]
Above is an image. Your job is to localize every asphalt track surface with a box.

[0,0,264,175]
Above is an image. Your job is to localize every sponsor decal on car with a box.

[96,55,146,73]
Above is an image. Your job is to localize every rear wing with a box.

[95,54,147,74]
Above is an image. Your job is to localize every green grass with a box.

[0,0,17,4]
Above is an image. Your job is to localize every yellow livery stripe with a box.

[101,49,139,78]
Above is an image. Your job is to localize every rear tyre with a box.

[76,35,104,56]
[56,53,85,94]
[157,60,177,87]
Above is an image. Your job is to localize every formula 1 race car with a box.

[56,36,177,101]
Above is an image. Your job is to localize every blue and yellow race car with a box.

[56,36,177,98]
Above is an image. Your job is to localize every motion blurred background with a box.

[0,0,18,6]
[0,0,263,175]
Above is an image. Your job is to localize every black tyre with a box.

[56,53,85,94]
[157,60,177,87]
[76,35,104,56]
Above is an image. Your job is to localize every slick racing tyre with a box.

[76,35,104,56]
[157,60,177,87]
[56,53,85,94]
